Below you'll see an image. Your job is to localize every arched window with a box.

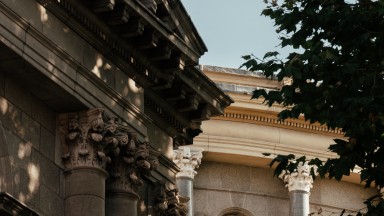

[218,207,254,216]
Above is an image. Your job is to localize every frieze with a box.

[221,111,343,135]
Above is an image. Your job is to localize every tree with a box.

[242,0,384,214]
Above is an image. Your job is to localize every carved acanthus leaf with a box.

[153,182,189,216]
[59,108,119,169]
[106,133,159,194]
[279,161,318,193]
[173,146,203,179]
[60,108,160,193]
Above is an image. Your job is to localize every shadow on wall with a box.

[0,98,41,205]
[0,121,12,194]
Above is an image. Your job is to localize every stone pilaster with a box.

[173,146,203,216]
[280,161,317,216]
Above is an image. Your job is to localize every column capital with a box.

[106,131,158,194]
[153,182,189,216]
[59,108,120,170]
[280,161,318,193]
[173,146,203,179]
[59,108,159,194]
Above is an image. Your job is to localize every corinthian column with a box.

[59,108,118,216]
[105,129,158,216]
[173,146,203,216]
[280,161,317,216]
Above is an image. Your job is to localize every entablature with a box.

[36,0,233,145]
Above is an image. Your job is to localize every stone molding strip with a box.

[0,192,39,216]
[217,109,343,136]
[194,134,335,164]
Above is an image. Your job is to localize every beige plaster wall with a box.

[195,119,336,163]
[0,73,64,215]
[194,161,377,216]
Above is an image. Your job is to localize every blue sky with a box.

[181,0,285,69]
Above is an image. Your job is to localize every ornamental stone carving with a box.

[280,161,318,193]
[153,182,189,216]
[173,147,203,179]
[59,108,120,169]
[59,108,159,192]
[106,129,158,194]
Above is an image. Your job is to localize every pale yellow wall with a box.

[194,161,377,216]
[191,66,376,215]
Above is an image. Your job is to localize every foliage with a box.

[242,0,384,214]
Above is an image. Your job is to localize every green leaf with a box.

[340,209,346,216]
[263,51,279,59]
[244,0,384,213]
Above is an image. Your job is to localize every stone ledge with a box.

[0,192,39,216]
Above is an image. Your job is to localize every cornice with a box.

[161,0,208,55]
[34,0,232,142]
[122,0,201,63]
[165,0,208,55]
[202,66,280,90]
[181,67,234,116]
[217,106,343,136]
[202,65,342,136]
[0,1,152,131]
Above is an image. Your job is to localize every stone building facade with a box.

[192,65,379,216]
[0,0,378,215]
[0,0,233,215]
